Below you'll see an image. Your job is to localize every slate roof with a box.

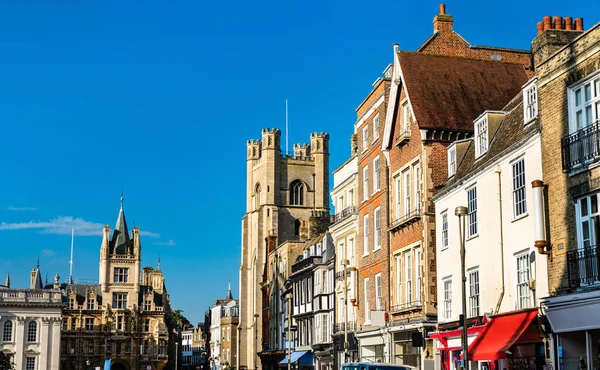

[110,204,132,255]
[398,51,531,131]
[437,91,540,197]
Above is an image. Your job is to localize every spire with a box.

[226,280,233,300]
[111,192,131,255]
[5,272,10,288]
[157,256,161,270]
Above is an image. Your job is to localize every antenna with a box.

[286,99,289,156]
[69,228,74,284]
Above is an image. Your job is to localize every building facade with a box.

[240,128,330,370]
[533,15,600,370]
[0,281,63,370]
[57,198,175,370]
[210,288,239,370]
[330,152,359,365]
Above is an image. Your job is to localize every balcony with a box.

[333,321,356,334]
[389,207,421,231]
[390,301,423,314]
[333,206,357,224]
[291,256,323,273]
[395,130,411,147]
[567,246,600,289]
[561,120,600,172]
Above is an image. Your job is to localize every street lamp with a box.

[455,206,468,370]
[341,259,350,364]
[253,314,259,370]
[236,326,242,370]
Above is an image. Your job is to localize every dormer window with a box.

[523,78,538,123]
[448,146,457,177]
[475,116,488,158]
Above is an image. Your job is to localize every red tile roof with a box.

[399,51,530,131]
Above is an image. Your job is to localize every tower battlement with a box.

[293,143,311,158]
[310,132,329,154]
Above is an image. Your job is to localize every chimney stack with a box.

[433,4,453,33]
[533,15,586,67]
[538,15,584,35]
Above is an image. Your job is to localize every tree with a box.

[173,309,191,327]
[0,353,14,370]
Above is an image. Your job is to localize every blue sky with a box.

[0,1,596,324]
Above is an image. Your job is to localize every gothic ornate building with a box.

[54,198,175,370]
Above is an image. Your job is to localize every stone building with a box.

[0,267,63,370]
[57,197,175,370]
[532,15,600,370]
[210,286,239,370]
[239,128,330,370]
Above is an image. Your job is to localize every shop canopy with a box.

[466,308,538,361]
[279,351,314,366]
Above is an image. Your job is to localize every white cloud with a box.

[41,249,56,256]
[7,206,38,211]
[0,216,160,238]
[154,239,176,246]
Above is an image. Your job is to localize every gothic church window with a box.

[290,180,305,205]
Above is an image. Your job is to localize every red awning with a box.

[467,309,538,361]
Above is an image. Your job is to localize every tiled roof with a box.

[398,51,530,131]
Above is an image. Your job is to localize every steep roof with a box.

[398,51,530,131]
[110,198,132,255]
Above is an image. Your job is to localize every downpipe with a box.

[494,166,505,315]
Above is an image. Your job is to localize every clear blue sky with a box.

[0,1,596,324]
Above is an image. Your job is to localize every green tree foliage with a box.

[173,309,191,327]
[0,353,14,370]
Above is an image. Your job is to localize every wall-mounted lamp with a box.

[532,180,552,261]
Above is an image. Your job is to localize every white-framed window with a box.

[363,166,369,201]
[441,211,449,249]
[395,175,401,220]
[87,297,95,310]
[363,214,369,255]
[373,157,380,192]
[27,321,37,342]
[26,357,36,370]
[467,186,478,237]
[523,80,538,123]
[413,163,420,213]
[364,278,370,323]
[469,269,480,318]
[516,253,531,309]
[415,248,421,304]
[443,278,452,320]
[373,114,380,140]
[395,255,402,306]
[375,273,382,310]
[512,158,527,217]
[570,74,600,132]
[2,320,13,342]
[348,238,355,266]
[475,116,488,158]
[405,251,412,304]
[374,207,381,250]
[403,103,410,134]
[85,318,94,331]
[112,292,128,309]
[448,146,457,177]
[404,170,411,217]
[363,125,369,151]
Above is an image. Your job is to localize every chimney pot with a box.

[575,18,584,31]
[543,16,552,31]
[565,17,573,30]
[440,4,446,15]
[554,16,563,30]
[537,22,544,36]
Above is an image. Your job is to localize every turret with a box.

[310,132,330,210]
[100,225,110,291]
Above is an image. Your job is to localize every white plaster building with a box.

[182,329,193,368]
[431,89,550,370]
[0,282,63,370]
[330,154,359,365]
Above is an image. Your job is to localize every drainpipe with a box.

[494,166,505,314]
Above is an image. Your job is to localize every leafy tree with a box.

[173,309,191,327]
[0,353,14,370]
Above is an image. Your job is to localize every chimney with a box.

[433,4,453,33]
[532,15,585,67]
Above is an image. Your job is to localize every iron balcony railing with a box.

[333,206,357,224]
[390,301,423,313]
[333,321,356,334]
[389,206,421,231]
[561,120,600,172]
[567,246,600,288]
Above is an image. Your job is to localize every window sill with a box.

[524,116,537,126]
[373,246,381,252]
[372,137,380,144]
[511,212,529,223]
[467,234,479,241]
[440,246,449,252]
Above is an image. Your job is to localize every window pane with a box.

[576,88,582,106]
[581,198,589,217]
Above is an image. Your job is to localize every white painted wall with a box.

[435,134,549,323]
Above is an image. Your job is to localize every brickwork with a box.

[536,24,600,295]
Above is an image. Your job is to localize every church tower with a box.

[99,195,142,308]
[239,128,330,370]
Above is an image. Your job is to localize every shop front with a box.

[430,324,485,370]
[542,290,600,370]
[278,350,315,370]
[356,328,390,363]
[389,321,437,370]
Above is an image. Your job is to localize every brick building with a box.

[532,16,600,370]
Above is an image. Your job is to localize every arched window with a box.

[27,321,37,342]
[294,219,301,238]
[254,183,261,209]
[290,180,304,205]
[3,320,12,342]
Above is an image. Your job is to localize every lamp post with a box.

[236,326,242,370]
[253,314,259,370]
[341,259,350,364]
[455,206,468,370]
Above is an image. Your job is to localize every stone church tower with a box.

[239,128,330,370]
